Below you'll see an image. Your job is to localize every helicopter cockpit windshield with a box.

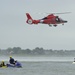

[55,17,61,22]
[41,17,47,20]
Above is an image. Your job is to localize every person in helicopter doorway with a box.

[9,56,15,65]
[0,61,6,67]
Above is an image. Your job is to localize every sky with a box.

[0,0,75,50]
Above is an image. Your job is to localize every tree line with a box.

[0,47,75,56]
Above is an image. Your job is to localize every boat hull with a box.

[7,64,22,68]
[0,66,7,68]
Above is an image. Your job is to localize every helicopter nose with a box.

[63,20,67,23]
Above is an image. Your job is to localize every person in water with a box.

[0,61,6,67]
[9,56,15,65]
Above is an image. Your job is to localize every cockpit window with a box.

[42,17,47,20]
[55,17,60,22]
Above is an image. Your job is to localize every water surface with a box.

[0,57,75,75]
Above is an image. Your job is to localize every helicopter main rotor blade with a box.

[46,12,71,14]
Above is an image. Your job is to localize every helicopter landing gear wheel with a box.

[48,24,52,27]
[53,25,57,27]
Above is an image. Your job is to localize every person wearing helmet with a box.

[0,61,6,67]
[9,56,15,65]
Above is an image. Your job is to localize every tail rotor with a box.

[26,13,33,24]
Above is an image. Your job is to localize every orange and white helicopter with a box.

[26,12,70,27]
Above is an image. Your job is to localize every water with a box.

[0,57,75,75]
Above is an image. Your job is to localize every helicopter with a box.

[26,12,70,27]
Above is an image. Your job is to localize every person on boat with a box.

[15,60,22,67]
[9,56,15,65]
[0,61,6,67]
